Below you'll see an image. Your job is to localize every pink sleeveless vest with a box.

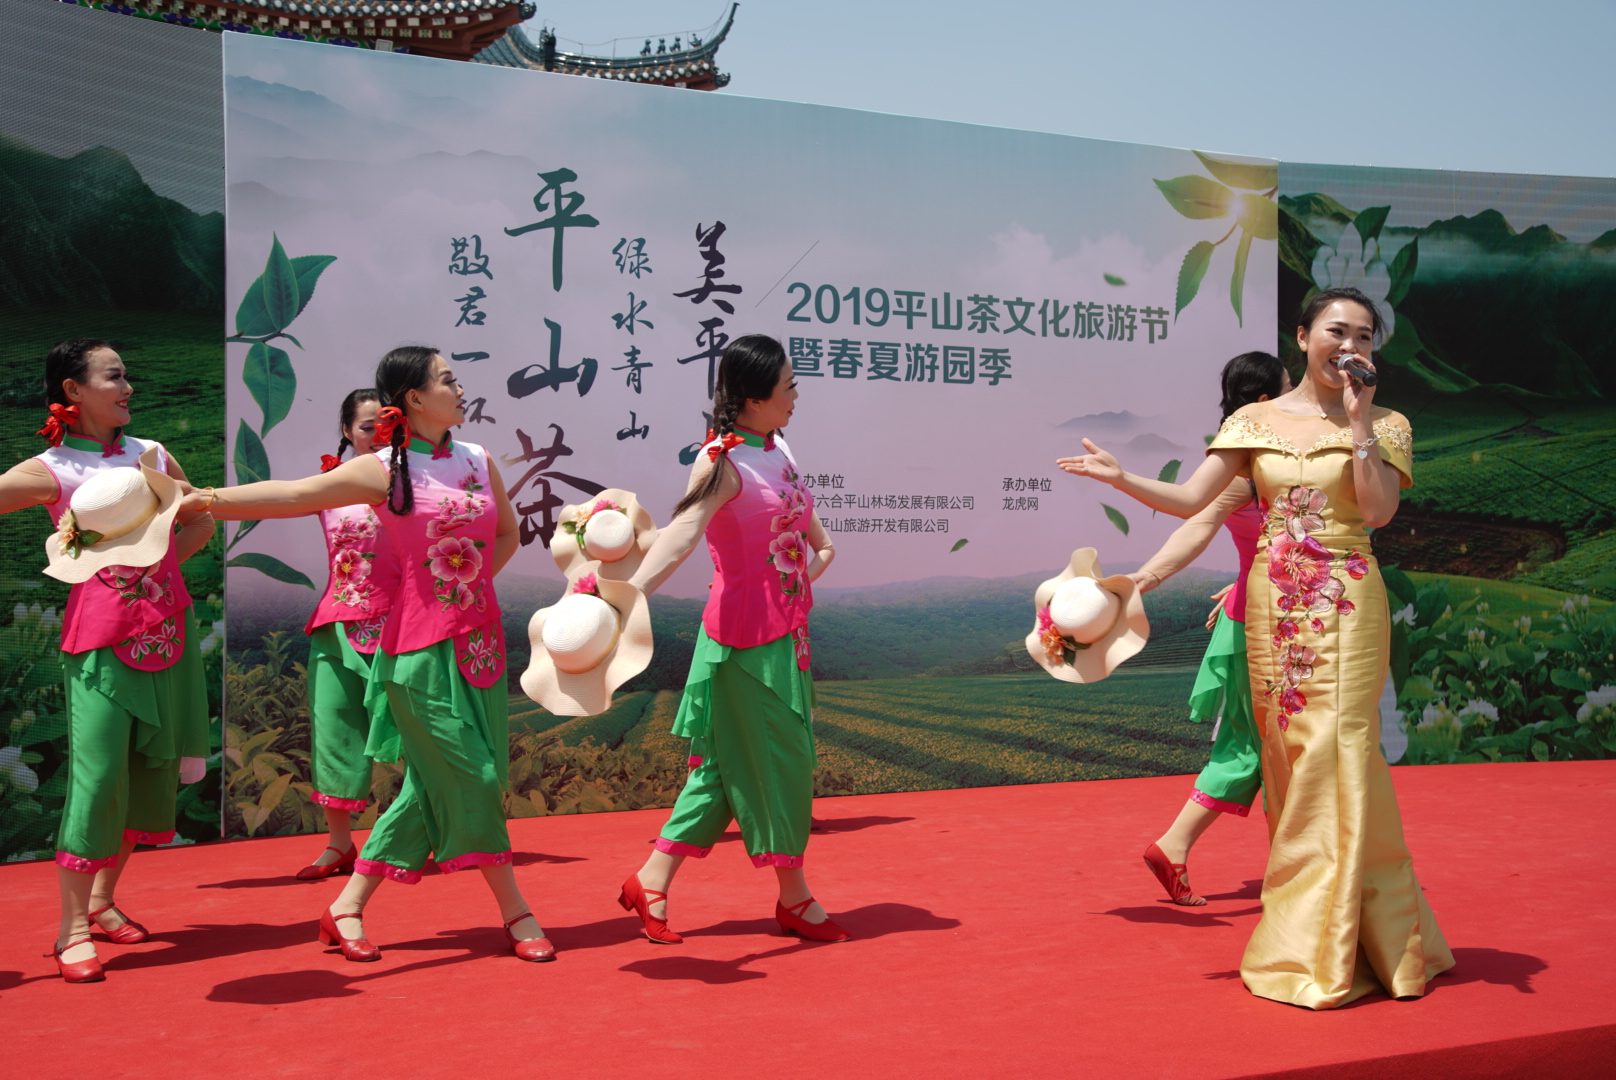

[35,433,193,671]
[376,437,505,688]
[701,427,814,660]
[304,499,398,654]
[1223,493,1263,623]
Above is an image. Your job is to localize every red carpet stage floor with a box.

[4,761,1613,1079]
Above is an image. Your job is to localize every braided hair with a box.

[333,387,381,462]
[374,346,439,517]
[671,334,787,519]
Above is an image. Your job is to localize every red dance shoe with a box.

[316,907,380,962]
[502,911,557,962]
[47,935,105,983]
[88,903,149,944]
[618,873,682,944]
[295,844,358,881]
[1143,843,1206,906]
[776,898,851,943]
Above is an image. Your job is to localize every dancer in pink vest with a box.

[189,347,552,963]
[1130,353,1289,905]
[0,339,215,983]
[616,335,844,944]
[294,388,399,880]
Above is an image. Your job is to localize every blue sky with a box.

[530,0,1616,181]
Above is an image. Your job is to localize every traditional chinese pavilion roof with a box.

[474,3,736,90]
[59,0,534,62]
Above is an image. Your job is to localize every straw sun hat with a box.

[44,447,181,584]
[520,569,653,717]
[522,489,661,717]
[550,489,658,583]
[1026,548,1150,683]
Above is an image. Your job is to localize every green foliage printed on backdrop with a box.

[225,236,335,586]
[1277,172,1616,765]
[1155,151,1279,326]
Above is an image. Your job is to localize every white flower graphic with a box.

[1310,219,1396,343]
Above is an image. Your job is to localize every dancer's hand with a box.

[1056,439,1123,485]
[1206,583,1234,629]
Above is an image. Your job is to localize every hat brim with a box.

[44,447,183,584]
[520,568,654,716]
[550,489,659,584]
[1024,547,1150,683]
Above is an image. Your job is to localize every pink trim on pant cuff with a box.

[686,756,704,767]
[436,850,512,874]
[353,858,424,884]
[1190,789,1252,817]
[654,838,711,859]
[124,828,176,846]
[311,791,369,812]
[749,853,805,868]
[56,851,118,874]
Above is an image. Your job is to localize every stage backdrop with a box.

[1277,162,1616,766]
[219,32,1280,835]
[0,0,225,863]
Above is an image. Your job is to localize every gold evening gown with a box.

[1209,401,1453,1009]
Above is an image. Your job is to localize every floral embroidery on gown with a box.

[1209,401,1453,1009]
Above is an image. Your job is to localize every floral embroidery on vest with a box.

[345,615,388,650]
[115,614,182,669]
[458,624,505,678]
[1264,485,1368,729]
[105,568,175,608]
[791,624,812,672]
[328,509,381,612]
[423,491,491,612]
[768,464,811,598]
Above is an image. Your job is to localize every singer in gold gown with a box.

[1209,398,1452,1008]
[1060,286,1453,1009]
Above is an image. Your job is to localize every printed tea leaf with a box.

[290,254,337,321]
[1156,459,1182,483]
[1385,236,1420,307]
[1103,273,1127,286]
[234,420,270,485]
[1230,230,1253,326]
[950,538,969,552]
[244,342,297,437]
[1101,503,1130,536]
[227,552,317,590]
[233,277,276,339]
[1235,193,1278,240]
[1353,206,1391,250]
[262,235,300,333]
[1175,241,1214,318]
[229,519,261,552]
[1153,175,1233,220]
[1192,151,1278,192]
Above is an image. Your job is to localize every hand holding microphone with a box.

[1332,350,1378,386]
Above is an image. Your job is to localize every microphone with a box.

[1332,352,1378,386]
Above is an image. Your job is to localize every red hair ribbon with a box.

[373,407,410,448]
[320,454,343,473]
[36,403,80,447]
[705,430,745,462]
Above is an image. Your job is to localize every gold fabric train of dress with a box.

[1209,402,1454,1009]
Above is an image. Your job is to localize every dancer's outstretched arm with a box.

[163,451,216,563]
[1132,478,1252,593]
[1057,439,1247,518]
[183,456,389,519]
[0,459,63,515]
[629,455,740,597]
